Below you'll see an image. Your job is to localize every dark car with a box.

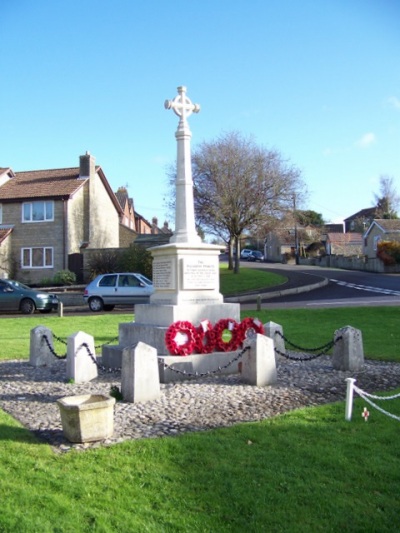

[83,272,154,312]
[247,251,264,262]
[0,278,59,314]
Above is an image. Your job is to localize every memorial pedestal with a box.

[102,242,240,366]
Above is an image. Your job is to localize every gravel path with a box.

[1,354,400,453]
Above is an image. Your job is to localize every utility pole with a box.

[293,194,299,265]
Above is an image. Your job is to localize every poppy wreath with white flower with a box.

[239,317,265,344]
[195,319,216,354]
[213,318,241,352]
[165,320,197,356]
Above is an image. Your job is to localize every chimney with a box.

[79,151,96,179]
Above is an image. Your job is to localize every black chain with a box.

[274,347,329,362]
[274,334,343,361]
[79,342,122,374]
[275,330,341,353]
[158,345,250,378]
[42,334,67,359]
[95,336,119,349]
[52,333,68,346]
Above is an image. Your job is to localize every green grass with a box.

[1,268,400,531]
[220,264,287,295]
[0,396,399,532]
[242,306,400,362]
[0,314,127,361]
[1,307,399,362]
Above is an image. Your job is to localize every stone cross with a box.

[164,86,201,244]
[165,85,200,129]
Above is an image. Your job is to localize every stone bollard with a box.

[121,342,161,403]
[66,331,98,383]
[264,321,286,362]
[241,334,277,386]
[30,325,58,367]
[332,326,364,371]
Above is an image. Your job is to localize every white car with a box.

[83,272,154,312]
[240,249,253,259]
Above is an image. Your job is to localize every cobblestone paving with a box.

[1,355,400,453]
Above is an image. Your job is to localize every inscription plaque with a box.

[182,258,218,290]
[153,259,175,290]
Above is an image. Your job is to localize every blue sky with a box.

[1,0,399,228]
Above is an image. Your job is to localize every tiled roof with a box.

[344,207,377,221]
[326,232,363,244]
[0,226,13,244]
[373,219,400,232]
[0,167,89,201]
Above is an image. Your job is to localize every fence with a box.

[345,378,400,422]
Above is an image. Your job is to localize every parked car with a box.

[83,272,154,312]
[240,249,254,259]
[0,279,59,314]
[247,251,264,262]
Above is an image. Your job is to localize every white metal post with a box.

[345,378,356,421]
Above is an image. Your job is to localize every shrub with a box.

[377,241,400,265]
[117,244,153,280]
[86,250,120,279]
[53,270,77,285]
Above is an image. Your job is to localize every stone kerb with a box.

[66,331,98,384]
[121,342,161,403]
[264,321,285,363]
[332,326,364,371]
[241,334,277,386]
[30,325,58,367]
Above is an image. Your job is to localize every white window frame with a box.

[373,235,381,251]
[21,247,54,269]
[22,200,54,223]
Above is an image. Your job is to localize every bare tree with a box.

[192,131,305,272]
[373,175,399,219]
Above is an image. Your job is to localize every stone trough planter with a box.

[57,394,115,443]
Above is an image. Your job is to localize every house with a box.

[0,152,123,283]
[344,207,377,233]
[323,232,363,256]
[264,225,320,262]
[363,219,400,258]
[115,186,173,247]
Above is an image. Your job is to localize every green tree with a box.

[295,210,325,227]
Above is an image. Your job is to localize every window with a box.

[21,247,53,268]
[0,203,2,224]
[118,275,140,287]
[22,201,54,222]
[373,235,381,251]
[99,275,117,287]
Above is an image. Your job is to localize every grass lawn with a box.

[1,267,400,531]
[1,306,399,362]
[0,396,399,532]
[220,264,287,295]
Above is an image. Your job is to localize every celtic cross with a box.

[164,86,201,244]
[164,86,200,128]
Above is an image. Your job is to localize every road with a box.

[1,263,399,317]
[240,262,400,309]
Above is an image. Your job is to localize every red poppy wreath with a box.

[239,317,265,344]
[165,321,197,356]
[213,318,241,352]
[195,319,216,354]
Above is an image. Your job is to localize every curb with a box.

[224,277,329,303]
